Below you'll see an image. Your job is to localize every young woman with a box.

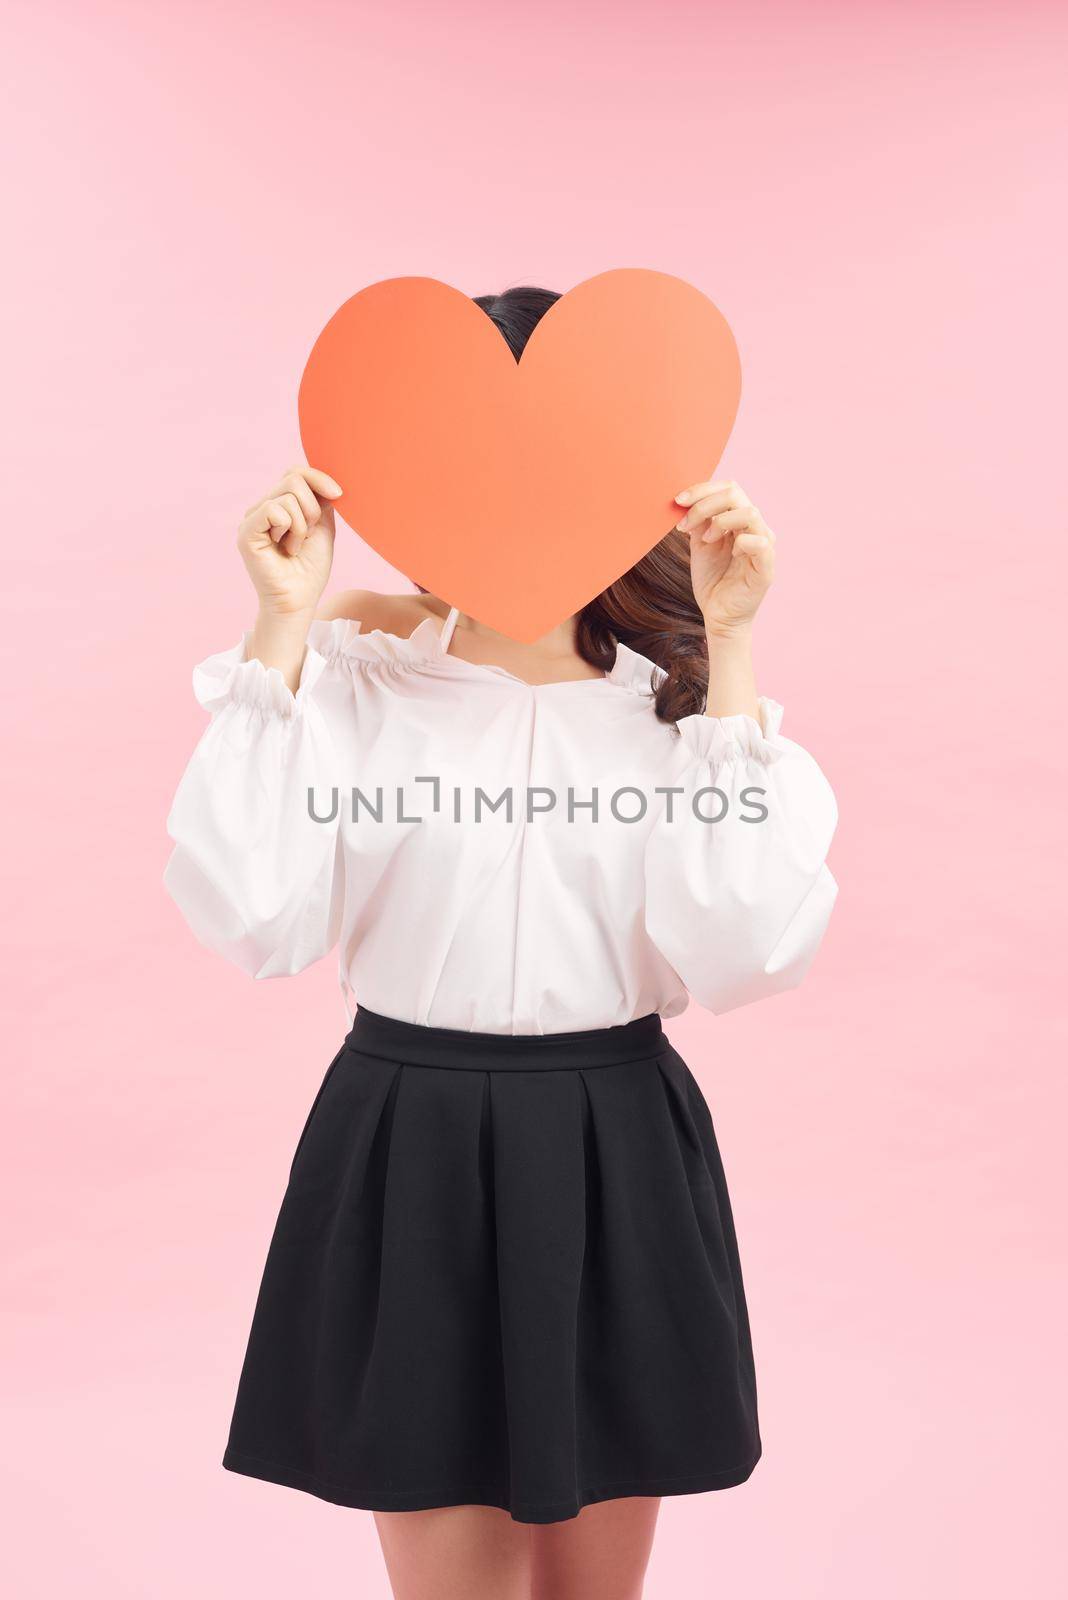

[165,287,838,1600]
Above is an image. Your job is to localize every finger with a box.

[260,500,306,548]
[678,492,733,531]
[250,480,311,520]
[700,506,769,542]
[674,477,748,509]
[278,470,323,526]
[239,503,281,542]
[244,465,343,517]
[268,468,339,521]
[295,465,344,499]
[732,532,775,563]
[260,502,293,544]
[687,499,754,537]
[674,478,731,506]
[677,489,754,532]
[274,492,308,541]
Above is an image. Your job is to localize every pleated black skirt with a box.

[222,1006,761,1524]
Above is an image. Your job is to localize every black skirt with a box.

[222,1006,761,1524]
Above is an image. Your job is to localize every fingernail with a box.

[677,514,690,531]
[675,490,692,505]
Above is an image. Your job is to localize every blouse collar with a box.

[309,614,666,696]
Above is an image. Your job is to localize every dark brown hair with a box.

[436,286,708,724]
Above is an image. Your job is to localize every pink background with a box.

[4,1,1065,1595]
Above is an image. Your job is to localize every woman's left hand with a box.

[674,478,776,635]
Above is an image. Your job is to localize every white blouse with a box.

[164,606,838,1035]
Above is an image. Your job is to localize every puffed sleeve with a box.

[163,632,345,979]
[643,697,838,1014]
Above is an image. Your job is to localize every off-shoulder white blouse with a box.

[164,606,838,1034]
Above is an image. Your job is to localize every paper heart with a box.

[298,269,741,642]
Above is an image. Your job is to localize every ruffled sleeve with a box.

[643,697,838,1014]
[163,630,345,979]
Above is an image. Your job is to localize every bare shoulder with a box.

[315,589,446,635]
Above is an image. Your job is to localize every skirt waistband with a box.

[344,1006,667,1071]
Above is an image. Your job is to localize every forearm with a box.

[247,608,316,695]
[703,624,761,723]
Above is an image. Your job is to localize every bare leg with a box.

[373,1505,532,1600]
[530,1496,661,1600]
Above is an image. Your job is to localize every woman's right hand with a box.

[237,465,343,620]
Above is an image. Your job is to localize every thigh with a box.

[531,1496,661,1600]
[373,1505,531,1600]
